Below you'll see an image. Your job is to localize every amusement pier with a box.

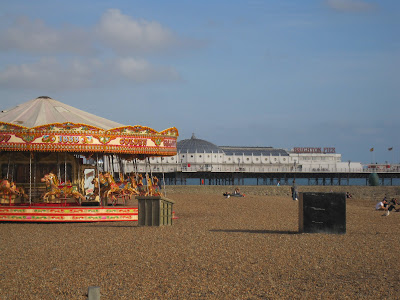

[100,134,400,186]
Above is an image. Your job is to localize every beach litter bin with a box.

[299,192,346,234]
[136,196,175,226]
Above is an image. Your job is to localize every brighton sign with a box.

[293,147,336,154]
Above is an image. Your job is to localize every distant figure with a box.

[223,187,244,198]
[375,198,390,216]
[346,192,352,199]
[223,192,231,198]
[277,181,280,186]
[234,187,240,195]
[388,198,399,213]
[291,180,298,201]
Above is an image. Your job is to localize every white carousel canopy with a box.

[0,96,124,130]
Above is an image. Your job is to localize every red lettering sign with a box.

[294,147,335,154]
[119,138,147,146]
[163,139,177,148]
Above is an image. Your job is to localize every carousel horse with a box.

[91,177,99,195]
[0,178,24,205]
[90,172,111,201]
[116,172,136,203]
[17,185,29,202]
[146,174,154,196]
[137,173,147,196]
[123,172,140,197]
[102,172,123,205]
[41,173,85,203]
[144,174,162,196]
[41,172,61,202]
[99,172,109,198]
[91,173,107,195]
[10,181,28,202]
[60,180,86,203]
[151,176,162,197]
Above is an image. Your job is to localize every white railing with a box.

[124,162,400,174]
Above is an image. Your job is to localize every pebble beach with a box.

[1,185,399,299]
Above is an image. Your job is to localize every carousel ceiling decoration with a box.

[0,96,178,156]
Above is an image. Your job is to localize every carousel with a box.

[0,96,178,222]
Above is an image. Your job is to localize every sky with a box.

[0,0,399,164]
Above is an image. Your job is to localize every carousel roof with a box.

[0,96,123,130]
[0,96,178,156]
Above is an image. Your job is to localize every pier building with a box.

[111,134,399,186]
[123,134,363,174]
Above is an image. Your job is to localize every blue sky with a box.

[0,0,399,164]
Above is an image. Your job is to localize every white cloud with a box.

[325,0,377,12]
[0,57,180,90]
[112,57,180,83]
[95,9,178,55]
[0,58,96,90]
[0,9,188,90]
[0,16,94,55]
[0,9,202,57]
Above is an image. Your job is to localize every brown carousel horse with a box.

[143,174,162,197]
[102,172,125,205]
[91,172,108,199]
[60,180,86,203]
[41,172,61,202]
[41,173,85,203]
[137,173,146,196]
[151,176,162,197]
[123,172,140,197]
[0,178,27,205]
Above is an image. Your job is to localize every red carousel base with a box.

[0,205,139,222]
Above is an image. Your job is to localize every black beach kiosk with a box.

[299,192,346,234]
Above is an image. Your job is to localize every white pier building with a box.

[124,134,363,174]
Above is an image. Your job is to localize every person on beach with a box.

[375,198,390,216]
[223,188,244,198]
[291,180,298,201]
[223,191,231,198]
[388,198,399,212]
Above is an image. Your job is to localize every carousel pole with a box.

[33,153,37,202]
[148,157,153,179]
[11,156,15,182]
[111,155,115,177]
[134,158,139,182]
[6,151,10,179]
[97,153,102,207]
[76,155,80,193]
[145,157,149,192]
[161,157,166,197]
[118,156,124,181]
[29,152,32,206]
[57,153,61,181]
[64,152,67,184]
